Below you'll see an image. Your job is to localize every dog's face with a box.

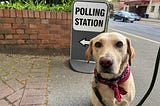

[86,32,135,78]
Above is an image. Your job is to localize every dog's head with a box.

[86,32,135,78]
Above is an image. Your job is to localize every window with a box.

[125,7,127,11]
[150,6,155,12]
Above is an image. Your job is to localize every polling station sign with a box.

[70,0,109,73]
[73,1,108,32]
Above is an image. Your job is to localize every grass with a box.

[0,1,72,12]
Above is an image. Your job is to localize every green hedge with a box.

[0,0,73,12]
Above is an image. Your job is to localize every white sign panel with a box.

[73,2,108,32]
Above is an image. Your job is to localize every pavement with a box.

[0,20,160,106]
[141,18,160,23]
[0,53,51,106]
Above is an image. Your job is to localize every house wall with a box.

[146,2,160,19]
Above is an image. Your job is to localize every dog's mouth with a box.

[100,66,114,74]
[98,67,122,80]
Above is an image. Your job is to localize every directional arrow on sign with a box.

[79,38,90,47]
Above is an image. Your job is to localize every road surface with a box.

[109,19,160,42]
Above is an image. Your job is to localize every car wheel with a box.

[113,18,116,21]
[131,21,134,23]
[122,18,125,22]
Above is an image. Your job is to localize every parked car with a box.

[113,11,134,23]
[130,12,141,21]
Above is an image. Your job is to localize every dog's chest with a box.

[97,83,129,105]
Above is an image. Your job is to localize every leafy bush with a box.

[0,0,73,12]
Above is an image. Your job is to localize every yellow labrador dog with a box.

[86,32,135,106]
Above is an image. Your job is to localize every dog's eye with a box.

[95,42,102,48]
[116,41,123,48]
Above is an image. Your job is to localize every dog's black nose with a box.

[99,56,113,69]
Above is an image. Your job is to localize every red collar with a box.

[94,65,130,102]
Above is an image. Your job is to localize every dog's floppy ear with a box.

[126,38,135,66]
[85,40,93,63]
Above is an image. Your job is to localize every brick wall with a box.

[0,9,71,54]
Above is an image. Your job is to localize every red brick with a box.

[15,18,23,24]
[39,30,49,34]
[16,10,22,17]
[49,24,61,31]
[61,12,67,19]
[10,9,16,17]
[0,29,9,34]
[40,11,46,19]
[67,12,72,19]
[0,9,3,17]
[38,34,53,40]
[57,12,62,19]
[49,19,57,24]
[0,35,4,39]
[16,29,24,34]
[41,19,49,24]
[30,35,37,39]
[0,40,16,44]
[27,19,40,24]
[25,29,38,34]
[45,11,51,19]
[9,29,16,34]
[38,24,48,29]
[42,40,49,44]
[29,24,37,28]
[61,23,71,31]
[0,18,4,23]
[51,11,56,19]
[4,18,15,23]
[17,40,25,44]
[22,10,28,18]
[23,18,28,24]
[3,23,11,28]
[26,40,41,44]
[14,35,29,40]
[3,9,10,17]
[28,10,34,18]
[5,35,13,39]
[49,27,64,34]
[12,24,28,29]
[34,11,40,18]
[0,23,3,28]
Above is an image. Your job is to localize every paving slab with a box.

[0,53,50,106]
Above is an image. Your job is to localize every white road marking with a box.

[110,28,160,45]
